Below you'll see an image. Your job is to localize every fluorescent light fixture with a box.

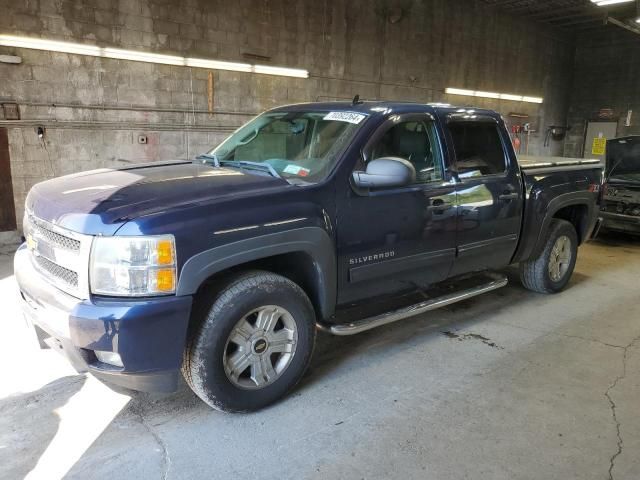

[446,87,543,104]
[499,93,524,102]
[590,0,634,5]
[446,88,476,96]
[251,64,308,78]
[186,57,252,72]
[0,35,308,78]
[475,91,501,99]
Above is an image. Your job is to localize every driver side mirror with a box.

[352,157,416,189]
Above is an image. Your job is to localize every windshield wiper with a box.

[196,155,282,179]
[195,153,220,167]
[219,160,281,179]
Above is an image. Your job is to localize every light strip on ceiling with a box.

[446,87,543,104]
[0,35,309,78]
[591,0,634,6]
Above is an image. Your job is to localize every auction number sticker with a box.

[283,164,310,177]
[324,112,367,124]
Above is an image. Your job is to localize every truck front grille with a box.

[603,200,640,217]
[34,255,79,288]
[25,213,92,299]
[29,216,81,251]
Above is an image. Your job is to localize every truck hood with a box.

[26,161,289,235]
[607,136,640,180]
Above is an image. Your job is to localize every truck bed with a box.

[511,153,604,266]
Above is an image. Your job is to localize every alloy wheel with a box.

[548,235,572,282]
[222,305,298,390]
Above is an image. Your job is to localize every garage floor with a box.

[1,233,639,480]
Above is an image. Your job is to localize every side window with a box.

[448,122,506,177]
[370,121,444,184]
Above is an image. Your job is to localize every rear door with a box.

[336,113,457,304]
[445,115,523,276]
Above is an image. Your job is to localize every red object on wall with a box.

[513,136,521,152]
[511,125,522,153]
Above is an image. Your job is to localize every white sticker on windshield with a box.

[323,112,367,124]
[284,165,302,175]
[283,164,310,177]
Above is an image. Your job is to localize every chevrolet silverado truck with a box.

[15,101,604,412]
[601,135,640,235]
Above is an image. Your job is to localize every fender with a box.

[176,227,337,319]
[518,191,596,263]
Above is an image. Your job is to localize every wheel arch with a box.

[177,227,336,320]
[531,192,595,258]
[552,204,590,244]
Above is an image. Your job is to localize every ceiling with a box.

[480,0,639,33]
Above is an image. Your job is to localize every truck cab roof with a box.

[268,101,502,122]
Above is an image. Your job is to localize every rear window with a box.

[449,123,506,177]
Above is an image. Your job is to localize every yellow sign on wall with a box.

[592,137,607,156]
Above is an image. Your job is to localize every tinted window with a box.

[449,123,506,177]
[370,121,443,183]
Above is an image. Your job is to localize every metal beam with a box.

[548,12,602,23]
[478,0,637,32]
[606,15,640,35]
[529,7,585,20]
[554,17,604,27]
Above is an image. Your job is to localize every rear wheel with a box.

[182,271,316,412]
[519,219,578,294]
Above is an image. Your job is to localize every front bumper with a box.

[601,211,640,235]
[14,245,193,393]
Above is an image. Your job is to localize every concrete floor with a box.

[1,233,639,480]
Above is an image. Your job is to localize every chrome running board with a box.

[318,273,508,336]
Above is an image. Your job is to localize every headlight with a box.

[90,235,177,296]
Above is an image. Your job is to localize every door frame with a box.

[0,128,17,232]
[582,120,618,160]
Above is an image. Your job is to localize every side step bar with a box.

[318,273,508,336]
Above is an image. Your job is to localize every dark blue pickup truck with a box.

[15,101,604,412]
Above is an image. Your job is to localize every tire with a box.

[182,270,316,412]
[519,219,578,294]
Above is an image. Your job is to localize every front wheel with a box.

[182,271,316,412]
[519,219,578,294]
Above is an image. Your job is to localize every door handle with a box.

[499,191,519,201]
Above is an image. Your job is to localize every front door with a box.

[445,116,523,276]
[336,114,457,305]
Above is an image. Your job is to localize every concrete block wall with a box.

[0,0,575,226]
[564,31,640,158]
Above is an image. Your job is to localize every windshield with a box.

[207,111,367,183]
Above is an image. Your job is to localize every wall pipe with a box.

[0,120,240,131]
[15,101,258,117]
